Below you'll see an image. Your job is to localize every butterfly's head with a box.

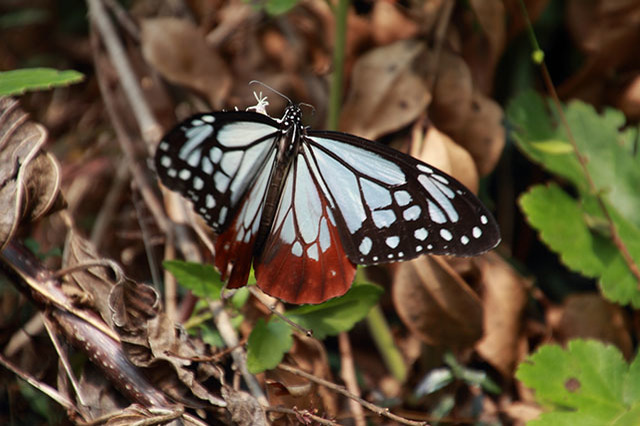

[280,104,302,129]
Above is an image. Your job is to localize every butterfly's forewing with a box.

[254,153,355,303]
[154,112,280,232]
[304,130,501,265]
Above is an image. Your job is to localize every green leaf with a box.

[247,318,293,373]
[285,282,383,340]
[519,184,616,278]
[0,68,84,96]
[162,260,223,300]
[516,340,640,425]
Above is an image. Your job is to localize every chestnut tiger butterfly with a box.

[155,90,500,304]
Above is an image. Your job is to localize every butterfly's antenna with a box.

[299,102,316,116]
[249,80,292,104]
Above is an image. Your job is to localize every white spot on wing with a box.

[403,205,421,221]
[417,164,433,174]
[360,178,392,209]
[204,194,216,209]
[214,172,230,192]
[167,168,177,177]
[294,158,322,244]
[414,228,428,241]
[319,218,331,252]
[359,237,372,255]
[418,174,459,222]
[394,190,412,206]
[440,229,453,241]
[372,209,396,228]
[202,157,214,174]
[385,236,399,248]
[473,226,482,238]
[481,215,488,225]
[461,235,470,245]
[210,147,223,163]
[307,244,319,261]
[159,141,169,151]
[179,169,191,180]
[160,156,171,167]
[181,125,213,161]
[292,241,303,257]
[427,200,446,224]
[201,115,215,123]
[219,206,228,223]
[193,176,204,190]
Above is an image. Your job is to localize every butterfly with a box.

[155,92,500,304]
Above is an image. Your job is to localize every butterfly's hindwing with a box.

[154,111,280,232]
[304,130,500,265]
[254,153,355,303]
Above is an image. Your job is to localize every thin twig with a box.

[266,406,339,426]
[209,299,268,406]
[249,287,313,337]
[278,364,429,426]
[87,0,162,148]
[90,28,170,234]
[338,332,366,426]
[103,0,140,42]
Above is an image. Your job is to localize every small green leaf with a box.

[285,282,383,340]
[517,340,640,425]
[0,68,84,96]
[162,260,223,300]
[247,318,293,373]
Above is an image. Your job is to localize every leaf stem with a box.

[327,0,349,130]
[366,305,407,382]
[517,1,640,287]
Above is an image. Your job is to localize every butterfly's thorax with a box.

[254,105,303,255]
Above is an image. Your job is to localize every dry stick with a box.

[338,332,366,426]
[538,64,640,287]
[87,0,162,149]
[90,31,169,234]
[103,0,140,42]
[266,406,339,426]
[209,299,268,406]
[278,364,429,426]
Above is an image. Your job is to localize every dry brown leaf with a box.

[141,17,231,109]
[340,40,431,140]
[553,293,633,359]
[222,387,268,426]
[0,98,62,250]
[429,50,473,137]
[392,255,483,348]
[475,252,529,378]
[371,1,419,46]
[410,123,479,193]
[454,91,505,176]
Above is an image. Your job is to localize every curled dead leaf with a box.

[474,252,529,377]
[0,97,63,250]
[410,122,479,193]
[371,2,419,46]
[141,17,231,109]
[393,255,483,348]
[340,40,431,140]
[455,91,505,176]
[429,50,473,137]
